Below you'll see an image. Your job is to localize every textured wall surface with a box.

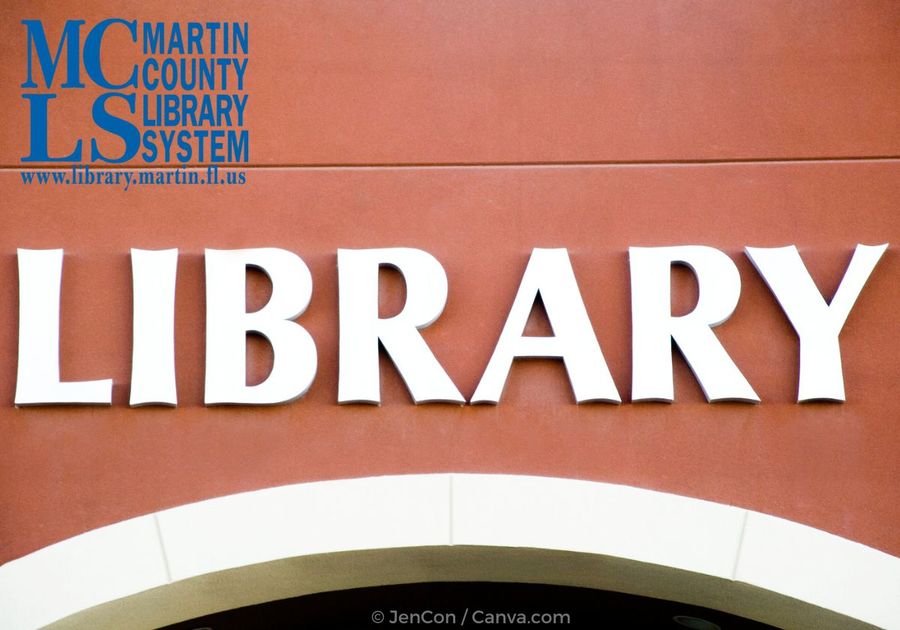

[1,1,898,565]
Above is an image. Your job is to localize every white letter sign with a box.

[337,248,464,404]
[15,249,113,405]
[130,248,178,406]
[630,246,759,403]
[205,248,317,405]
[471,248,620,404]
[746,243,887,402]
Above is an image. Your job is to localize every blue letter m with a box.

[21,20,85,88]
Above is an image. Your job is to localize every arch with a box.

[1,474,897,629]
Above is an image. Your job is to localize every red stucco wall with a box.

[1,1,898,565]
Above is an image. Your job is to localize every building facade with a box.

[1,1,898,628]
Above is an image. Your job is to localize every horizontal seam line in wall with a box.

[2,156,900,170]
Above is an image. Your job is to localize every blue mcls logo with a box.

[21,19,141,164]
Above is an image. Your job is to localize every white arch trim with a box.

[1,474,898,629]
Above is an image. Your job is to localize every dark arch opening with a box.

[161,582,781,629]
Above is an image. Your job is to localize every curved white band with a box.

[1,474,897,629]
